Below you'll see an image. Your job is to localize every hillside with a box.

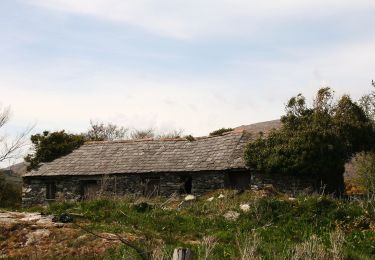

[1,190,374,259]
[0,162,26,185]
[235,120,281,136]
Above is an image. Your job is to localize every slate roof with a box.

[24,131,252,177]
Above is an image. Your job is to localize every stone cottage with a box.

[22,129,326,207]
[23,131,254,206]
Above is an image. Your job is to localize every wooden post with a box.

[172,248,193,260]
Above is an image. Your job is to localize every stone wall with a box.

[23,171,330,207]
[251,172,346,195]
[22,171,231,207]
[22,176,82,207]
[251,172,321,195]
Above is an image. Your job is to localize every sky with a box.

[1,0,375,139]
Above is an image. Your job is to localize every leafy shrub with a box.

[352,152,375,196]
[209,128,234,136]
[245,88,375,194]
[184,135,195,141]
[0,175,21,208]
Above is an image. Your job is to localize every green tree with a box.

[245,87,375,194]
[25,130,85,170]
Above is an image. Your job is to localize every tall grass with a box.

[37,190,375,259]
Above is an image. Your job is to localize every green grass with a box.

[34,190,375,259]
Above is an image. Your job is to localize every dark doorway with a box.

[180,176,192,194]
[225,172,251,189]
[46,182,56,200]
[81,180,100,200]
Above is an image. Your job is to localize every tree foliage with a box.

[86,120,128,141]
[25,131,85,170]
[358,80,375,121]
[352,152,375,196]
[245,87,375,193]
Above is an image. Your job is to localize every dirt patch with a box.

[0,211,124,258]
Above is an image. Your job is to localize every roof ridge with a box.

[84,131,245,145]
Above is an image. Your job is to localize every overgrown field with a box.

[17,189,374,259]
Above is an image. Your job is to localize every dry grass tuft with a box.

[330,229,345,260]
[292,230,345,260]
[236,231,261,260]
[201,235,218,260]
[292,235,329,260]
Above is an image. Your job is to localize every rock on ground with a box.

[240,204,250,212]
[25,229,51,246]
[224,211,240,221]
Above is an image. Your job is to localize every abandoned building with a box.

[23,131,253,206]
[22,127,331,206]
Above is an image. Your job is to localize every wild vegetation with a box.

[25,130,86,170]
[209,128,234,136]
[0,174,21,208]
[13,190,374,259]
[0,105,30,208]
[85,120,128,141]
[245,87,375,194]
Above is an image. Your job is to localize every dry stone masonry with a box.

[22,131,325,207]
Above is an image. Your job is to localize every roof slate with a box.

[24,131,252,177]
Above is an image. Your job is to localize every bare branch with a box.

[0,124,34,163]
[156,129,184,139]
[0,105,35,163]
[86,120,128,141]
[0,105,11,129]
[130,128,155,140]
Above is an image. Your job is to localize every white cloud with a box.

[228,40,375,99]
[0,64,274,136]
[3,1,375,137]
[28,0,375,39]
[1,38,374,137]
